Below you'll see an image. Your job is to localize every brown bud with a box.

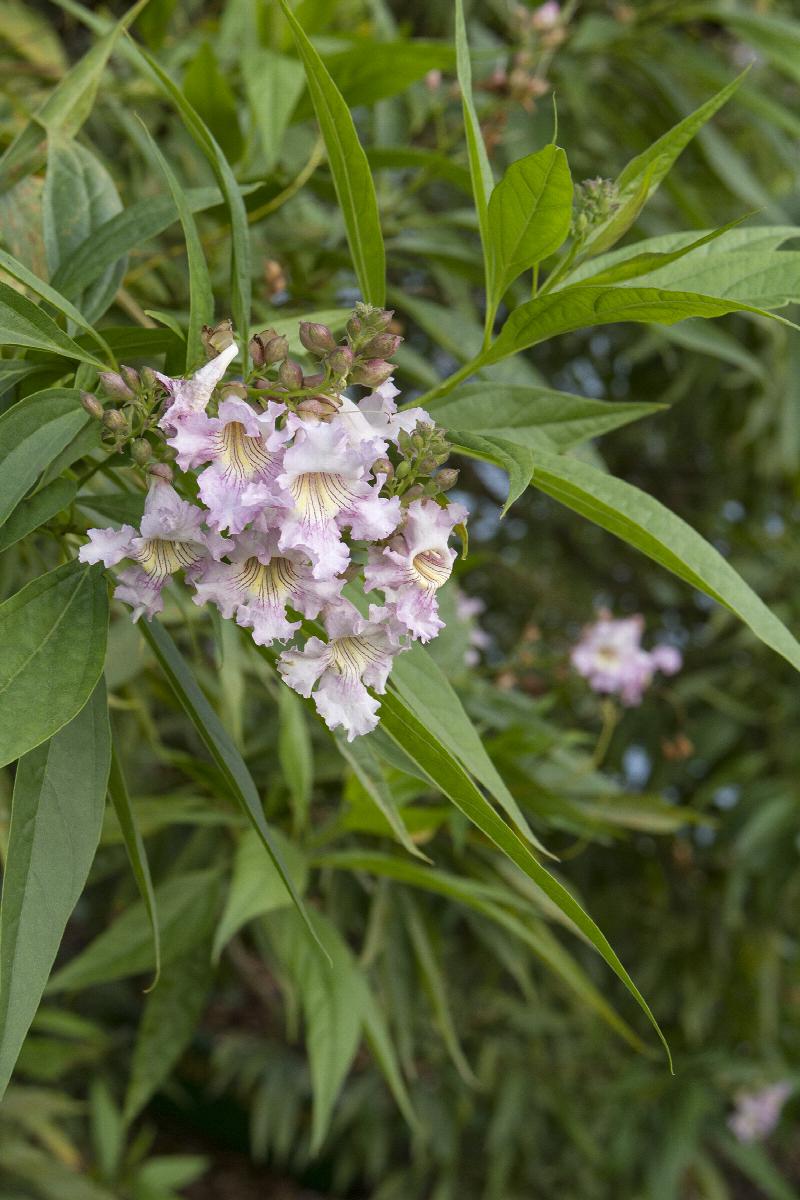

[99,371,134,401]
[263,258,287,298]
[102,409,128,435]
[402,483,425,501]
[80,392,104,420]
[148,462,174,483]
[202,319,235,356]
[350,358,393,387]
[250,329,288,367]
[299,322,337,356]
[436,467,460,491]
[372,457,394,479]
[302,372,325,388]
[130,438,152,466]
[324,346,354,377]
[297,394,341,419]
[278,359,304,390]
[359,332,402,358]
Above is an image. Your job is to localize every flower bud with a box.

[102,409,128,435]
[324,346,354,377]
[222,382,249,401]
[250,329,288,367]
[148,462,174,484]
[346,315,363,342]
[350,358,393,387]
[99,371,134,402]
[278,359,304,390]
[121,366,141,393]
[372,457,394,479]
[436,467,460,491]
[394,460,412,481]
[299,322,337,356]
[403,483,425,501]
[203,319,235,356]
[296,394,341,419]
[130,438,152,466]
[80,391,104,420]
[140,366,157,390]
[359,331,402,358]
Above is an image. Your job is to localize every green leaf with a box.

[611,250,800,310]
[107,743,160,989]
[430,382,662,451]
[277,683,313,834]
[571,218,750,288]
[377,690,671,1067]
[140,619,323,958]
[212,827,307,964]
[0,560,108,768]
[277,0,385,307]
[446,429,536,515]
[367,146,473,194]
[242,46,305,171]
[182,41,244,164]
[48,869,221,993]
[579,70,748,259]
[0,359,45,399]
[43,138,125,323]
[0,248,113,363]
[336,735,429,862]
[137,125,213,369]
[293,40,455,116]
[268,909,368,1152]
[454,0,493,271]
[0,389,87,528]
[0,479,76,554]
[0,680,110,1099]
[487,145,573,310]
[123,944,213,1124]
[0,279,105,367]
[0,0,150,191]
[527,446,800,674]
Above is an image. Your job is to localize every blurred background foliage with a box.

[2,0,800,1197]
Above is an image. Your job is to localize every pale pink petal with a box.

[312,672,380,741]
[79,524,138,568]
[277,637,331,697]
[114,567,164,622]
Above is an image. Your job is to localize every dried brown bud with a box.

[80,392,104,420]
[99,371,134,402]
[202,319,235,356]
[299,322,337,356]
[278,359,304,390]
[250,329,288,367]
[148,462,174,484]
[350,358,393,387]
[130,438,152,466]
[436,467,460,491]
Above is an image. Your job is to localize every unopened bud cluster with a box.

[81,364,171,478]
[571,177,621,239]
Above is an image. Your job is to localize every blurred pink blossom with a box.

[571,612,682,705]
[728,1083,792,1143]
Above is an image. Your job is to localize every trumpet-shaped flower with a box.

[192,527,344,645]
[275,420,401,579]
[354,377,430,446]
[570,613,682,706]
[78,482,227,621]
[278,601,406,740]
[157,342,239,432]
[364,498,467,641]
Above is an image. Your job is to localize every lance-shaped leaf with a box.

[212,827,307,963]
[0,680,110,1099]
[454,0,493,270]
[0,479,76,554]
[378,690,672,1068]
[0,561,109,768]
[487,144,573,311]
[0,389,87,528]
[527,446,800,674]
[0,248,113,363]
[141,619,324,958]
[0,281,106,367]
[277,0,385,307]
[108,743,160,988]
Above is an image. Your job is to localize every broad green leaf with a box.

[487,145,573,310]
[0,0,150,191]
[447,429,536,515]
[0,389,86,528]
[612,251,800,310]
[51,186,228,299]
[0,560,108,767]
[527,446,800,674]
[123,944,213,1123]
[454,0,493,272]
[212,827,307,963]
[182,41,244,164]
[278,0,385,307]
[0,359,44,399]
[140,619,322,956]
[268,908,368,1152]
[0,680,110,1099]
[336,735,429,862]
[43,138,125,323]
[242,46,305,171]
[138,125,212,369]
[570,218,749,288]
[0,248,112,363]
[293,40,455,117]
[430,383,663,450]
[579,71,747,259]
[378,690,671,1066]
[0,479,76,554]
[316,850,642,1049]
[389,643,547,852]
[48,869,221,993]
[0,0,67,73]
[107,743,160,988]
[278,683,313,834]
[0,280,105,367]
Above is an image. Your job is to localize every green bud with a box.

[394,460,412,480]
[99,371,134,401]
[325,346,354,376]
[80,391,104,420]
[102,409,128,435]
[278,359,304,390]
[130,438,152,466]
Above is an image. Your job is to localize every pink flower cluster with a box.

[728,1082,792,1144]
[570,612,682,706]
[79,344,467,740]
